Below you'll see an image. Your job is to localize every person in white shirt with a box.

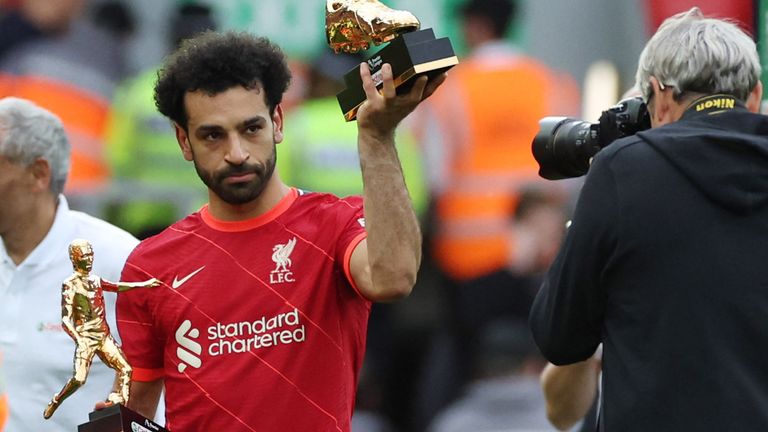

[0,97,141,431]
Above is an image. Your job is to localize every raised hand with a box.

[355,62,446,137]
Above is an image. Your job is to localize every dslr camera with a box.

[532,96,651,179]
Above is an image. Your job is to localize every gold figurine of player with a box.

[43,239,160,420]
[326,0,420,53]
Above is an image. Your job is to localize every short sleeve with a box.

[333,196,367,289]
[116,255,165,381]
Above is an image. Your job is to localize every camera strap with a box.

[682,94,745,120]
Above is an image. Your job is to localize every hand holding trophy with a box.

[326,0,459,121]
[44,239,167,431]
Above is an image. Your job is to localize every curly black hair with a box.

[154,31,292,129]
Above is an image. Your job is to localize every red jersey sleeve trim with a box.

[200,188,298,232]
[131,367,164,382]
[343,232,368,298]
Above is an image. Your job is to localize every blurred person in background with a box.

[0,0,83,61]
[0,0,134,210]
[89,0,135,74]
[104,2,216,239]
[412,0,577,419]
[0,97,139,431]
[428,319,556,432]
[530,8,768,430]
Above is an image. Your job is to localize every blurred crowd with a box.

[2,0,576,430]
[0,0,600,431]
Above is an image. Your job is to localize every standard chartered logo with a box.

[174,309,307,371]
[175,319,202,373]
[208,308,306,356]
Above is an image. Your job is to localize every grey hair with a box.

[0,97,70,195]
[635,7,760,103]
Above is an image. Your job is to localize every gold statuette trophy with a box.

[43,239,168,432]
[326,0,459,121]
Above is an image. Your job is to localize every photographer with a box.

[529,7,768,431]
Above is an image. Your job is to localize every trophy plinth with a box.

[78,404,168,432]
[336,28,458,121]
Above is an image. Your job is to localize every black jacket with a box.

[530,95,768,431]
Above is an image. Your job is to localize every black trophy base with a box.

[78,404,168,432]
[337,28,459,121]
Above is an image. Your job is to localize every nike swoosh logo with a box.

[172,266,205,289]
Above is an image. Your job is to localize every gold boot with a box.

[326,0,420,53]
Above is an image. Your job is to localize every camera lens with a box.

[532,117,600,180]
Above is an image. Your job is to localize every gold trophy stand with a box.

[79,404,168,432]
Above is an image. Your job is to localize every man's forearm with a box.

[358,129,421,300]
[541,357,600,430]
[127,379,163,420]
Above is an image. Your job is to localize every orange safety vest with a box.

[0,393,6,431]
[0,73,111,193]
[420,50,578,281]
[0,350,6,432]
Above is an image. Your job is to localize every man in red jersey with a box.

[114,31,445,431]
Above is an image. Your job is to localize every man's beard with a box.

[194,145,277,205]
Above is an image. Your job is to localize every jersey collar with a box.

[200,188,299,232]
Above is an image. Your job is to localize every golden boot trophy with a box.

[43,239,168,431]
[326,0,421,53]
[326,0,459,120]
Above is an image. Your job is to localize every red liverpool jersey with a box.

[117,189,370,432]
